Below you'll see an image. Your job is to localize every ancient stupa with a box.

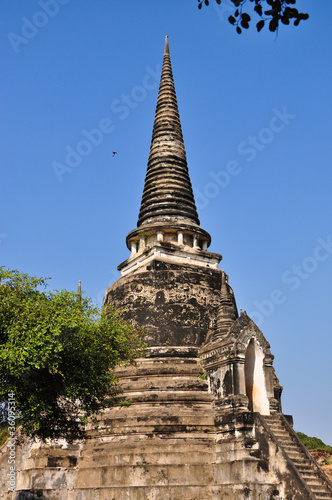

[1,36,332,500]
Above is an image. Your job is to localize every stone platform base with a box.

[0,351,323,499]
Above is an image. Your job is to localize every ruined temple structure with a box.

[1,36,332,500]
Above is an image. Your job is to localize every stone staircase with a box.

[263,414,332,500]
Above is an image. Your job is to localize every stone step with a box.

[296,464,314,470]
[310,488,331,496]
[266,428,286,434]
[85,425,215,438]
[120,376,209,393]
[81,436,215,457]
[32,450,215,469]
[97,402,213,416]
[280,439,299,445]
[283,450,304,459]
[308,485,331,496]
[304,482,328,490]
[78,451,215,469]
[271,432,289,439]
[301,470,323,478]
[20,463,222,491]
[267,426,288,433]
[278,441,300,449]
[305,477,328,485]
[269,429,287,435]
[116,389,214,404]
[292,458,311,465]
[89,416,215,430]
[287,454,307,463]
[273,434,294,442]
[91,409,214,428]
[267,425,289,432]
[263,415,332,498]
[116,358,204,378]
[271,432,290,439]
[265,422,283,428]
[296,464,317,473]
[276,439,298,447]
[92,414,214,425]
[282,444,304,452]
[74,463,216,488]
[264,420,284,427]
[68,484,280,500]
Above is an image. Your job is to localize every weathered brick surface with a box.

[104,261,222,346]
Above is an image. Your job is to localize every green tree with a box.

[297,432,332,451]
[198,0,309,34]
[0,267,145,442]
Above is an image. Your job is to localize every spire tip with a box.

[164,35,169,55]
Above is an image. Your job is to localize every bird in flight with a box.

[112,151,117,157]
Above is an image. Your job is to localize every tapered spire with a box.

[214,271,238,338]
[124,37,216,269]
[137,36,200,228]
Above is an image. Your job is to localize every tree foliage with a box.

[197,0,309,34]
[0,267,145,442]
[297,431,332,451]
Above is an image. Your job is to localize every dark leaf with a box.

[256,19,265,32]
[236,26,242,34]
[204,0,209,5]
[254,4,262,16]
[242,13,251,22]
[228,15,236,25]
[269,18,279,32]
[241,19,249,29]
[198,2,202,9]
[216,0,221,4]
[235,8,239,17]
[284,7,298,18]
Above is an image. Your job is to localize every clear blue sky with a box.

[1,1,331,444]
